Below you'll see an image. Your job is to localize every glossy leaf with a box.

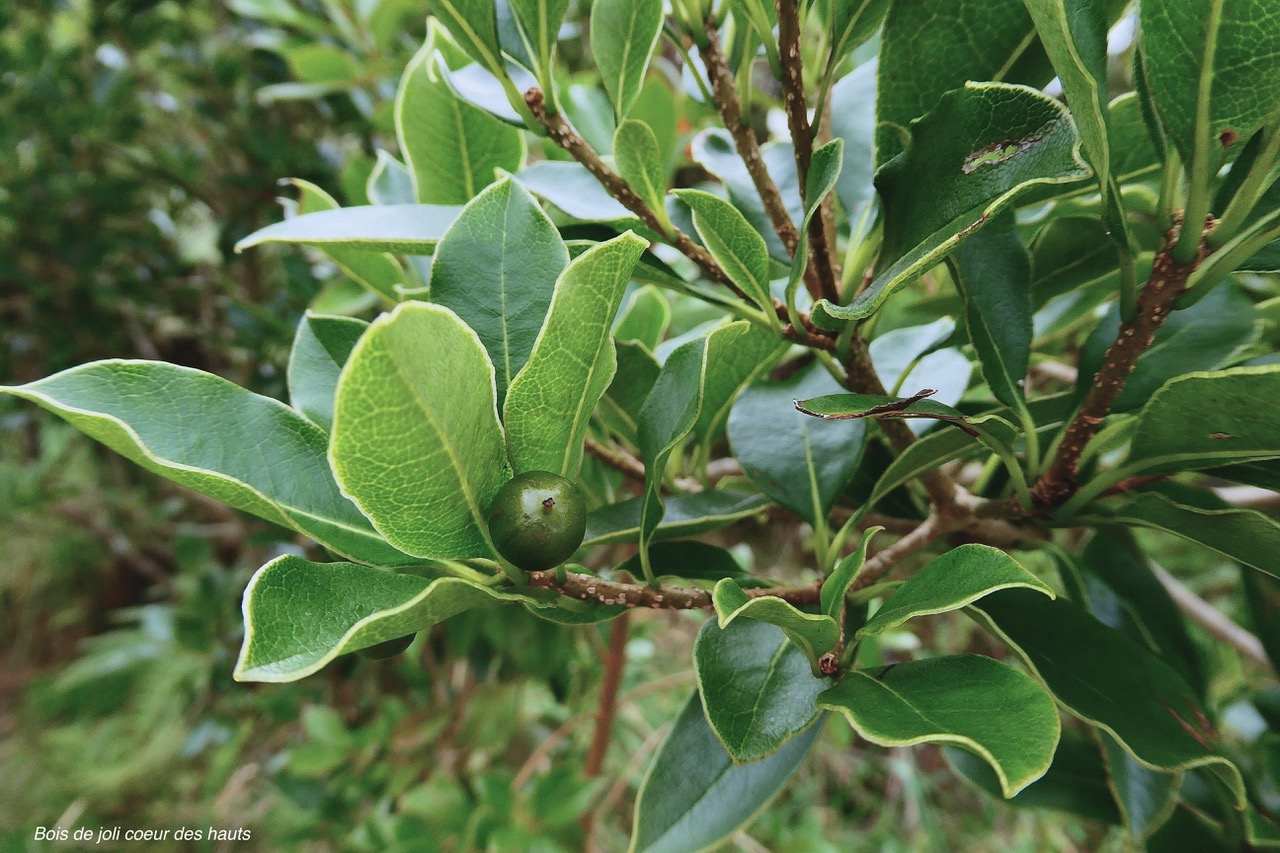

[674,189,776,316]
[614,287,670,350]
[429,177,568,404]
[946,733,1122,824]
[601,340,661,442]
[830,60,877,228]
[795,391,973,432]
[629,692,822,853]
[1024,0,1112,194]
[728,361,867,527]
[825,0,891,66]
[426,0,505,76]
[970,588,1246,804]
[615,541,746,582]
[1101,732,1181,844]
[396,41,524,204]
[1,361,412,567]
[515,161,637,223]
[692,129,801,261]
[860,545,1054,638]
[712,578,840,662]
[330,303,509,560]
[287,313,368,433]
[1098,490,1280,580]
[235,204,462,254]
[820,655,1060,797]
[947,213,1032,409]
[694,619,828,762]
[690,323,786,449]
[508,0,569,73]
[1139,0,1280,169]
[814,83,1090,326]
[1076,283,1262,414]
[782,140,843,320]
[505,233,647,477]
[876,0,1051,165]
[583,490,770,547]
[366,150,416,205]
[822,527,883,621]
[289,180,404,301]
[1080,531,1206,697]
[236,556,527,682]
[615,119,671,229]
[636,334,712,581]
[591,0,664,120]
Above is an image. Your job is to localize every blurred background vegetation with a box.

[1,2,1271,851]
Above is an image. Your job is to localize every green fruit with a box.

[486,471,587,571]
[357,633,416,659]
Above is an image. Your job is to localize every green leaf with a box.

[636,335,713,581]
[289,180,404,301]
[614,287,671,350]
[1029,215,1117,304]
[728,361,867,527]
[235,556,536,682]
[1080,531,1206,698]
[830,61,877,228]
[876,0,1052,166]
[591,0,664,120]
[516,161,637,223]
[1139,0,1280,170]
[584,490,771,547]
[673,189,776,317]
[2,361,412,567]
[630,692,822,853]
[426,0,505,76]
[1023,0,1112,194]
[795,390,978,436]
[429,176,568,404]
[1077,283,1262,414]
[330,303,510,560]
[615,120,672,230]
[235,204,462,254]
[691,323,786,450]
[947,212,1032,409]
[504,233,647,477]
[287,313,368,433]
[1074,365,1280,506]
[969,588,1246,804]
[691,130,801,261]
[783,140,843,323]
[508,0,569,75]
[601,340,662,443]
[825,0,891,66]
[815,83,1090,326]
[822,527,884,620]
[694,618,828,762]
[615,541,746,583]
[820,655,1060,797]
[366,151,416,206]
[860,545,1055,638]
[396,40,525,204]
[712,578,840,662]
[1096,490,1280,581]
[946,732,1122,824]
[1100,732,1181,844]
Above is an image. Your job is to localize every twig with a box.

[1031,223,1210,508]
[701,26,801,258]
[851,512,960,592]
[527,568,821,609]
[583,436,702,493]
[774,0,838,304]
[1150,563,1273,674]
[585,614,629,778]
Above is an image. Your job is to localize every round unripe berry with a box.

[486,471,587,572]
[357,633,415,659]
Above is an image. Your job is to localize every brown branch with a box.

[527,568,821,609]
[701,27,801,257]
[584,614,629,778]
[850,512,957,592]
[774,0,839,305]
[1031,223,1210,508]
[1151,563,1273,674]
[525,87,744,298]
[583,436,716,493]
